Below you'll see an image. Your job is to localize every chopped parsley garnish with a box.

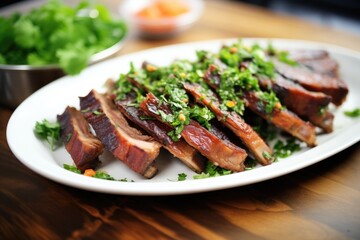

[193,161,232,179]
[178,173,187,181]
[93,171,116,180]
[277,51,298,66]
[34,119,61,151]
[64,164,81,174]
[273,138,301,159]
[257,90,282,114]
[63,164,133,181]
[344,108,360,117]
[244,157,257,170]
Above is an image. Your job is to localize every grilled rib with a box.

[257,73,334,132]
[273,59,348,106]
[140,92,248,172]
[183,82,274,165]
[80,90,161,178]
[57,106,104,172]
[115,95,206,173]
[204,65,317,147]
[244,91,317,147]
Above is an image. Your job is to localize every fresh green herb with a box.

[63,164,81,174]
[178,173,187,181]
[318,105,328,115]
[344,108,360,117]
[63,164,133,181]
[0,0,127,75]
[189,105,215,130]
[218,68,259,115]
[250,53,275,78]
[94,171,116,181]
[34,119,61,151]
[65,133,72,143]
[244,157,257,170]
[193,161,232,179]
[262,151,274,161]
[273,138,301,159]
[92,110,103,115]
[257,90,282,114]
[277,51,298,66]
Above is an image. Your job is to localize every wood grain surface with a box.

[1,0,360,239]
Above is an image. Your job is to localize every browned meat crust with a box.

[298,57,339,77]
[257,74,334,132]
[287,49,329,61]
[204,65,317,146]
[115,96,205,173]
[183,82,274,165]
[57,106,104,172]
[244,91,317,147]
[274,60,348,106]
[140,93,248,172]
[80,90,161,178]
[286,49,339,76]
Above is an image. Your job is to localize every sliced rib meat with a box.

[273,60,348,106]
[57,106,104,172]
[140,93,248,172]
[204,65,317,147]
[80,90,161,178]
[115,96,205,173]
[298,57,339,77]
[257,74,334,132]
[287,49,329,61]
[183,82,273,165]
[244,91,317,147]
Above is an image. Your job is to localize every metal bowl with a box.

[0,39,126,109]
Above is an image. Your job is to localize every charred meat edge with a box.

[80,90,161,178]
[273,59,348,106]
[298,57,339,77]
[244,91,317,147]
[183,82,273,165]
[115,95,205,173]
[204,65,317,147]
[57,106,104,172]
[256,73,334,133]
[140,92,248,172]
[287,49,329,61]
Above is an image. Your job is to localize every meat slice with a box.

[80,90,161,178]
[257,74,334,132]
[278,49,338,76]
[115,96,205,173]
[244,91,317,147]
[204,65,317,147]
[57,106,104,172]
[298,57,339,77]
[273,60,348,106]
[287,49,329,61]
[140,93,248,172]
[183,82,274,165]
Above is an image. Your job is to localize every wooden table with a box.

[1,0,360,239]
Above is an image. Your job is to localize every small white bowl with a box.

[120,0,204,39]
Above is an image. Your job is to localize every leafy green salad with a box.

[0,0,127,75]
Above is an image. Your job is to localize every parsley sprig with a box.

[34,119,61,151]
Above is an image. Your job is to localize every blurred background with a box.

[237,0,360,35]
[2,0,359,36]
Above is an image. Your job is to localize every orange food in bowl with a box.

[135,0,190,34]
[137,0,189,18]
